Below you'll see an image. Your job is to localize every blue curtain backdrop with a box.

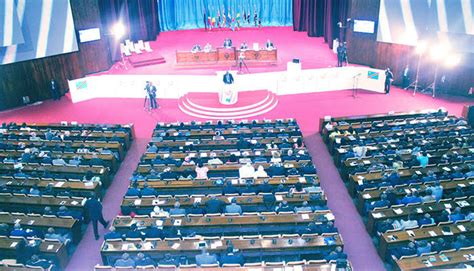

[158,0,292,31]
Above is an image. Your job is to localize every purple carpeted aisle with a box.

[0,87,471,271]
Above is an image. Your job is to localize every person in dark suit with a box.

[384,68,394,94]
[220,246,245,266]
[50,79,60,100]
[223,180,239,195]
[223,71,234,84]
[265,39,274,50]
[336,42,344,67]
[104,226,122,240]
[84,195,109,240]
[223,38,233,48]
[205,195,225,213]
[145,81,158,111]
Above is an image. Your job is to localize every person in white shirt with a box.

[150,206,169,217]
[239,162,255,179]
[253,165,268,179]
[203,43,212,53]
[207,152,223,165]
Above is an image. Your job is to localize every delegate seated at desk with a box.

[203,43,212,53]
[191,44,202,53]
[240,41,248,50]
[265,39,275,50]
[223,38,233,48]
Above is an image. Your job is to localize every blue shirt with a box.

[417,156,429,168]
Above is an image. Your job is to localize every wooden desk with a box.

[4,129,131,150]
[0,150,118,172]
[357,178,473,213]
[175,50,218,64]
[238,49,278,64]
[0,213,81,243]
[100,234,342,265]
[0,194,84,213]
[136,161,303,175]
[0,176,101,198]
[2,139,125,161]
[152,126,299,138]
[367,197,474,234]
[122,192,326,210]
[0,236,68,269]
[379,221,474,258]
[394,247,474,270]
[348,163,470,196]
[319,110,445,134]
[113,211,334,236]
[0,163,109,186]
[135,176,318,195]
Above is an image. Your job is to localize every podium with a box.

[219,84,238,105]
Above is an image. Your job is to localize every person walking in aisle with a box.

[84,195,109,240]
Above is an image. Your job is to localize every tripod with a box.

[143,95,150,111]
[352,73,361,98]
[238,57,250,74]
[404,53,422,96]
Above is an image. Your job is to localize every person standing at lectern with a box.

[384,68,394,94]
[145,81,158,111]
[50,79,60,100]
[223,70,234,84]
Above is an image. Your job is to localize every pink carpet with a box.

[95,27,339,76]
[0,87,471,271]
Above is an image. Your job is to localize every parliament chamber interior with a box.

[0,0,473,271]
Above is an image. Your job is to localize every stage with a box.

[95,27,341,76]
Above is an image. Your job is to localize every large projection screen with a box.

[0,0,79,65]
[377,0,474,49]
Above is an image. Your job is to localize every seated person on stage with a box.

[203,42,212,52]
[223,38,233,48]
[265,39,274,50]
[240,41,248,50]
[191,44,202,53]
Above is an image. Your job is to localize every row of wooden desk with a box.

[357,177,473,213]
[367,197,474,234]
[133,175,318,195]
[0,236,68,269]
[0,162,110,186]
[122,192,326,211]
[395,247,474,270]
[379,220,474,258]
[153,126,300,138]
[0,150,118,172]
[3,130,131,150]
[0,194,85,213]
[0,176,100,197]
[101,234,342,265]
[319,111,446,133]
[348,163,471,196]
[0,213,81,243]
[2,139,126,161]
